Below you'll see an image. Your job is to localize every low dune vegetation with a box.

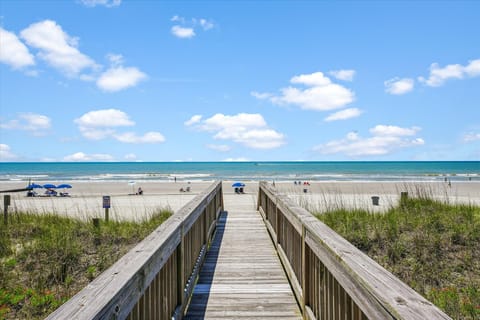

[314,195,480,319]
[0,209,172,319]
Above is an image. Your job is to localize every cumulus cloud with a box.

[79,0,121,7]
[74,109,165,143]
[97,66,147,92]
[253,71,355,111]
[184,115,202,126]
[324,108,362,122]
[170,16,215,39]
[75,109,134,139]
[63,152,114,161]
[75,109,134,128]
[314,125,424,157]
[114,132,165,143]
[186,113,286,149]
[329,69,355,81]
[0,144,17,161]
[384,77,414,95]
[418,59,480,87]
[464,132,480,142]
[1,113,51,135]
[207,144,231,152]
[0,28,35,69]
[20,20,97,76]
[171,26,196,38]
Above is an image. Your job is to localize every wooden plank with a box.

[184,193,302,319]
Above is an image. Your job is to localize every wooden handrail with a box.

[257,181,451,320]
[46,181,223,320]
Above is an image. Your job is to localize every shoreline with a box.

[2,180,479,221]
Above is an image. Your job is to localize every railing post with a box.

[177,222,185,316]
[301,224,306,318]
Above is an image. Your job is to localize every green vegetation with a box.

[315,196,480,319]
[0,209,172,319]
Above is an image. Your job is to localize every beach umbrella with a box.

[43,183,57,189]
[57,183,72,189]
[27,183,43,189]
[232,182,245,187]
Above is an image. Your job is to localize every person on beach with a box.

[137,187,143,195]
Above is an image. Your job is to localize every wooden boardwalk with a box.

[184,193,302,319]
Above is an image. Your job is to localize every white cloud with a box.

[199,19,214,30]
[384,77,414,95]
[20,20,97,76]
[0,28,35,69]
[74,109,164,143]
[369,125,420,136]
[189,113,286,149]
[75,109,134,140]
[184,115,202,126]
[171,26,195,39]
[106,53,124,66]
[464,132,480,142]
[222,157,249,162]
[418,58,480,87]
[75,109,134,127]
[314,125,424,157]
[170,16,215,38]
[324,108,362,122]
[329,70,355,81]
[114,132,165,144]
[251,91,273,100]
[63,152,114,161]
[97,66,147,92]
[254,71,354,111]
[1,113,51,135]
[0,144,17,161]
[79,0,121,7]
[207,144,231,152]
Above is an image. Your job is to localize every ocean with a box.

[0,161,479,183]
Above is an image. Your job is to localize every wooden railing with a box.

[47,181,223,320]
[257,181,451,320]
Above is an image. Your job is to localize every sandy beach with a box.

[1,180,479,221]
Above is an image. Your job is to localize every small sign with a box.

[103,196,111,209]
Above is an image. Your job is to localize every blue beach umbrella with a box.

[27,183,43,189]
[43,183,57,189]
[232,182,245,187]
[57,184,72,189]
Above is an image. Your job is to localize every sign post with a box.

[3,195,10,225]
[103,196,111,222]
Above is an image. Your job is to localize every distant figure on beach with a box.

[174,176,177,183]
[448,180,451,188]
[137,187,143,195]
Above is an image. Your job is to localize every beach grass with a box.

[314,194,480,319]
[0,208,172,319]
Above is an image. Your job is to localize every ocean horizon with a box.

[0,161,478,183]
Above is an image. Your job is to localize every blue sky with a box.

[1,0,479,162]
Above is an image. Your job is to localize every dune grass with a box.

[314,196,480,319]
[0,209,172,319]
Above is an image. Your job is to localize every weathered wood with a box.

[258,181,452,320]
[47,181,223,320]
[184,193,302,319]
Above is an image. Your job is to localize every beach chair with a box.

[186,186,191,192]
[239,187,244,193]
